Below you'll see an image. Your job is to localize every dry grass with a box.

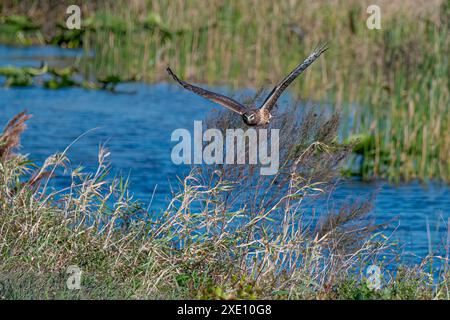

[0,111,31,160]
[0,107,448,299]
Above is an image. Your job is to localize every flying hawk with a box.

[167,43,327,126]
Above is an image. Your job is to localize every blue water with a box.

[0,45,449,264]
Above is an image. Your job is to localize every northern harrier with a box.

[167,43,327,126]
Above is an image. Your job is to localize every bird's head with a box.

[242,112,258,126]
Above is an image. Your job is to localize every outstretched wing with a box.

[260,43,328,112]
[167,67,248,115]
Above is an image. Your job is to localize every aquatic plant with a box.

[0,63,48,77]
[96,74,122,91]
[0,63,47,87]
[0,14,39,32]
[0,62,137,91]
[42,65,77,89]
[96,73,140,91]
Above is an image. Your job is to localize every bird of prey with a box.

[167,43,327,126]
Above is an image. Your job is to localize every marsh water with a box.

[1,45,449,264]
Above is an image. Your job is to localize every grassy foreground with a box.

[1,0,448,182]
[0,109,449,300]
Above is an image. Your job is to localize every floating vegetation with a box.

[96,73,139,91]
[0,63,137,92]
[43,67,77,89]
[47,66,78,78]
[43,77,75,89]
[0,63,48,87]
[0,63,47,77]
[4,73,33,87]
[97,74,122,91]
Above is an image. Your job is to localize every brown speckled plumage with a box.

[167,43,327,126]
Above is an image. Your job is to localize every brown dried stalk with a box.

[0,111,32,160]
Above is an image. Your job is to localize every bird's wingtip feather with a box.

[166,67,178,81]
[315,42,329,55]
